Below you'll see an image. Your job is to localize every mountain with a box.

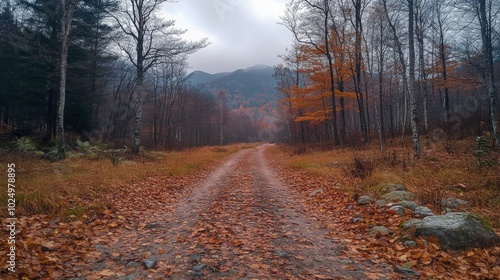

[187,70,231,85]
[186,65,277,109]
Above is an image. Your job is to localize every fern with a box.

[13,137,37,153]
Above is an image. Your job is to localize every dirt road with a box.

[79,145,391,279]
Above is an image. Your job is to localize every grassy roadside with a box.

[0,143,255,218]
[268,139,500,229]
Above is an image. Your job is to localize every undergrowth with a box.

[271,138,500,228]
[0,143,252,219]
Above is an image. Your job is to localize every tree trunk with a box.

[408,0,421,157]
[378,19,385,150]
[439,26,450,124]
[132,4,146,154]
[415,3,429,130]
[56,0,76,157]
[325,21,340,144]
[383,0,409,138]
[353,0,368,144]
[132,73,144,153]
[478,0,500,147]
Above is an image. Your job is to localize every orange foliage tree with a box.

[276,43,357,142]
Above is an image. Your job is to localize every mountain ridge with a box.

[186,64,277,109]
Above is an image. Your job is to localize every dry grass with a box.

[0,143,254,218]
[270,139,500,228]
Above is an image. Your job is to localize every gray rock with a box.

[275,250,290,258]
[125,261,140,268]
[415,212,500,250]
[395,265,420,277]
[145,222,160,229]
[142,257,157,269]
[123,274,138,280]
[190,271,203,278]
[382,191,417,202]
[402,219,422,230]
[309,188,324,197]
[339,258,355,264]
[381,183,407,193]
[352,217,364,223]
[193,264,206,271]
[404,241,418,248]
[357,195,373,206]
[189,254,203,263]
[442,198,468,209]
[371,226,392,236]
[388,205,405,215]
[400,200,420,211]
[375,199,388,207]
[346,204,355,210]
[93,262,106,270]
[414,206,434,217]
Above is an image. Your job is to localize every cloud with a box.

[160,0,292,73]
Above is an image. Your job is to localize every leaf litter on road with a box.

[2,144,498,279]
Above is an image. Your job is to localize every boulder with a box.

[357,195,373,206]
[382,191,417,202]
[441,198,468,209]
[399,200,420,211]
[415,212,500,250]
[381,183,407,193]
[402,219,422,230]
[375,199,388,207]
[414,206,434,217]
[388,205,405,215]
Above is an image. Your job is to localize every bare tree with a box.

[415,0,432,130]
[383,0,410,135]
[477,0,500,147]
[56,0,78,157]
[111,0,208,153]
[367,0,390,150]
[432,0,453,124]
[350,0,371,144]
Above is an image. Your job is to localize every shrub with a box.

[13,136,37,154]
[351,156,374,179]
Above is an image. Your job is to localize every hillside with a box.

[187,64,277,109]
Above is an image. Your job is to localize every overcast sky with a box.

[160,0,293,74]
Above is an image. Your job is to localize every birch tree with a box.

[476,0,500,147]
[408,0,421,157]
[56,0,78,157]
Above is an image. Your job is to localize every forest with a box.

[0,0,260,157]
[275,0,500,156]
[1,1,500,279]
[0,0,499,157]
